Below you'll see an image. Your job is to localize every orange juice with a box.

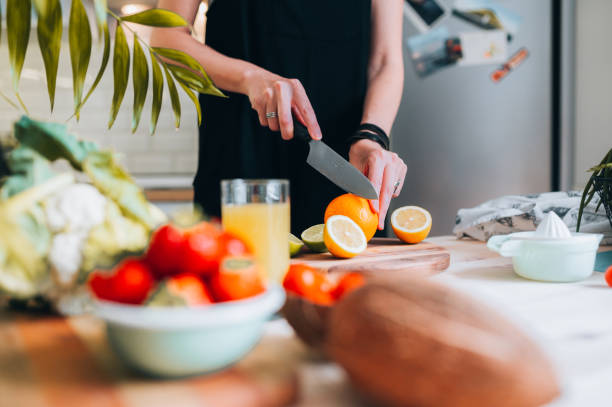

[222,202,290,283]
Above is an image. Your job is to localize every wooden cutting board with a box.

[291,238,450,278]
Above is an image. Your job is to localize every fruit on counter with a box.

[210,256,265,301]
[301,224,327,253]
[324,215,367,258]
[147,273,214,306]
[324,280,560,407]
[145,224,187,277]
[289,233,304,257]
[390,205,432,244]
[325,193,378,241]
[331,272,365,300]
[283,264,334,305]
[89,258,155,304]
[605,266,612,287]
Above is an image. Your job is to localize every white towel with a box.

[453,191,612,245]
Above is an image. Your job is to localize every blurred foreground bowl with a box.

[92,284,285,377]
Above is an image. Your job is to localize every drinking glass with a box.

[221,179,290,283]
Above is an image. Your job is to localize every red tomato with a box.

[183,229,249,276]
[89,258,154,304]
[166,273,214,305]
[145,223,186,277]
[283,264,334,305]
[605,266,612,287]
[210,256,265,301]
[332,272,365,300]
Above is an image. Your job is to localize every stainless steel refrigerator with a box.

[391,0,557,236]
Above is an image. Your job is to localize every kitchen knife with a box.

[292,118,378,200]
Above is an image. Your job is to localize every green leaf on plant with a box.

[150,51,164,135]
[109,24,130,129]
[121,8,188,27]
[69,0,92,120]
[33,0,63,112]
[132,38,149,133]
[82,151,158,229]
[13,116,98,171]
[78,23,110,117]
[163,65,181,129]
[177,80,202,125]
[168,64,225,98]
[6,0,31,92]
[93,0,108,38]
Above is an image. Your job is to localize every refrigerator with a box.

[391,0,556,236]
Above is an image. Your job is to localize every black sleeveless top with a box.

[195,0,371,234]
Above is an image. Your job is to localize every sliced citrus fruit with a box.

[324,215,367,258]
[289,233,304,257]
[325,194,378,241]
[301,224,327,253]
[391,206,432,244]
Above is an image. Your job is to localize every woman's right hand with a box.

[241,69,322,141]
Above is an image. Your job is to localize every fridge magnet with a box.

[406,27,462,78]
[457,30,508,66]
[490,47,529,83]
[454,0,522,36]
[404,0,449,33]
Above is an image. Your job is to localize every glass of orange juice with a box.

[221,179,290,283]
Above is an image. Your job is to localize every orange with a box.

[390,206,432,244]
[324,215,367,258]
[324,194,378,241]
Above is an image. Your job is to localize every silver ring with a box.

[265,111,278,118]
[393,180,401,195]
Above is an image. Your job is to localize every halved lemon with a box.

[324,215,367,258]
[391,206,432,244]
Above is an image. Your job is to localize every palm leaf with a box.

[108,24,130,129]
[69,0,92,120]
[150,51,164,135]
[6,0,31,112]
[131,38,149,133]
[33,0,63,111]
[121,9,188,27]
[177,80,201,125]
[163,65,181,128]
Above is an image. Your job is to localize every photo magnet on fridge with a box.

[407,27,462,78]
[404,0,449,33]
[454,0,522,35]
[457,30,508,66]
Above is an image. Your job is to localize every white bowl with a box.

[91,283,285,377]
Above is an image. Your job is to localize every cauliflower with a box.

[43,184,107,286]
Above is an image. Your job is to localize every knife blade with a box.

[293,118,378,200]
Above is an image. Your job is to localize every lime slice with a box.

[289,233,304,257]
[301,224,328,253]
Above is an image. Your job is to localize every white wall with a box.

[573,0,612,188]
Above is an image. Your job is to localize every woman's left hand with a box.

[349,139,407,229]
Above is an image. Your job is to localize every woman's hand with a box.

[349,139,407,229]
[241,69,322,141]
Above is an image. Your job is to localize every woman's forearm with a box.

[361,60,404,135]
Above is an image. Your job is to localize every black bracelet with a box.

[347,123,390,150]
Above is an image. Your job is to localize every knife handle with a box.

[292,117,312,143]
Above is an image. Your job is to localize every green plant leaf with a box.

[82,151,158,229]
[167,64,225,98]
[109,24,130,129]
[77,23,110,117]
[150,51,164,135]
[69,0,92,120]
[153,47,225,97]
[33,0,63,112]
[132,38,149,133]
[6,0,31,93]
[163,65,181,128]
[177,79,201,125]
[120,8,188,27]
